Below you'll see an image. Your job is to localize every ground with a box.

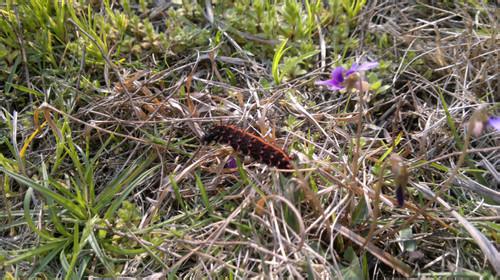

[0,0,499,279]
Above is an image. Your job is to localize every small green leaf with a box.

[272,38,290,84]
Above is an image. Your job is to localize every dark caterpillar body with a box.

[203,125,293,170]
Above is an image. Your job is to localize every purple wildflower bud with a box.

[390,153,408,208]
[396,186,405,207]
[225,157,237,169]
[316,61,378,91]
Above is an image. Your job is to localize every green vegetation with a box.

[1,0,498,278]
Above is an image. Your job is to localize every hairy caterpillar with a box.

[203,125,293,170]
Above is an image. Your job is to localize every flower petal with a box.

[315,79,344,90]
[330,66,345,83]
[326,84,344,90]
[346,64,359,77]
[356,61,379,71]
[487,116,500,130]
[316,66,346,90]
[315,79,335,86]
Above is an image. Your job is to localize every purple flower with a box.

[225,157,237,169]
[316,61,378,91]
[488,117,500,130]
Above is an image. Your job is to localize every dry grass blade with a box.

[414,182,500,274]
[332,222,412,277]
[38,102,151,144]
[140,148,213,228]
[260,194,306,252]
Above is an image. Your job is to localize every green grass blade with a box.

[2,167,86,219]
[2,240,67,266]
[88,231,115,274]
[103,243,147,255]
[128,229,169,270]
[195,171,211,214]
[42,161,72,238]
[104,165,158,220]
[64,223,80,280]
[65,216,96,280]
[438,91,462,150]
[59,246,71,276]
[95,154,155,213]
[23,187,57,240]
[272,38,290,84]
[87,134,115,204]
[377,131,403,165]
[170,174,186,211]
[75,256,90,280]
[30,243,64,277]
